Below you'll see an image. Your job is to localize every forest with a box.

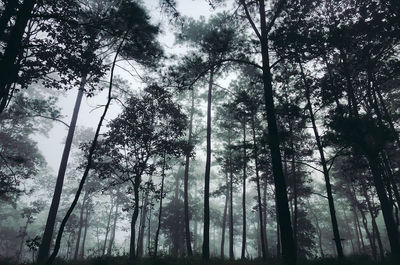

[0,0,400,265]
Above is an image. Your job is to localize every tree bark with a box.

[241,119,247,259]
[17,218,30,263]
[252,114,267,259]
[220,172,228,258]
[362,182,385,260]
[184,88,194,256]
[137,186,150,257]
[107,194,119,255]
[263,181,269,254]
[256,1,296,263]
[80,206,89,259]
[130,175,140,260]
[74,192,87,260]
[228,135,234,260]
[202,66,214,260]
[38,75,87,264]
[154,155,166,256]
[102,197,114,256]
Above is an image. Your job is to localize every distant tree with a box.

[0,91,59,203]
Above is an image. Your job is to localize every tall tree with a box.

[238,1,296,263]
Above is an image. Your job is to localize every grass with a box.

[2,255,398,265]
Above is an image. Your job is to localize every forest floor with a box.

[3,255,399,265]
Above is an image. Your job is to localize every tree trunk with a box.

[252,114,267,259]
[154,155,166,256]
[80,206,90,259]
[220,172,228,258]
[38,75,87,264]
[228,137,234,260]
[0,0,36,113]
[130,178,140,260]
[137,187,150,257]
[367,152,400,256]
[184,88,195,256]
[74,192,87,260]
[381,152,400,211]
[17,218,29,263]
[291,154,298,255]
[102,197,114,256]
[241,119,247,259]
[256,1,296,263]
[263,181,269,254]
[362,182,385,260]
[298,59,344,258]
[147,200,152,255]
[202,66,214,260]
[107,195,119,255]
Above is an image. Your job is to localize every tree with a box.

[238,1,296,263]
[178,13,244,260]
[92,85,186,259]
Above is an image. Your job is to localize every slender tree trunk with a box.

[381,152,400,210]
[291,154,298,255]
[102,197,114,256]
[137,187,150,257]
[256,1,296,262]
[184,88,195,256]
[203,66,214,260]
[361,208,377,260]
[263,181,269,254]
[241,120,247,259]
[80,206,90,259]
[341,206,356,254]
[221,172,228,258]
[310,203,324,258]
[362,182,385,260]
[298,59,344,258]
[0,0,36,113]
[74,192,87,260]
[228,137,234,260]
[252,114,267,259]
[346,180,364,253]
[352,208,362,253]
[38,75,87,264]
[107,195,119,255]
[17,218,29,263]
[130,178,140,260]
[147,200,152,255]
[154,155,166,256]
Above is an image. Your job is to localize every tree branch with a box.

[265,0,286,35]
[239,0,262,41]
